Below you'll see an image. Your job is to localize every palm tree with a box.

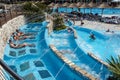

[53,14,66,30]
[107,56,120,79]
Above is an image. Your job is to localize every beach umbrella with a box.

[80,3,90,14]
[54,3,61,8]
[54,3,61,12]
[48,2,55,8]
[62,2,69,7]
[88,2,96,13]
[88,2,96,7]
[98,3,110,15]
[68,3,77,12]
[62,2,69,12]
[40,0,45,3]
[76,2,82,7]
[76,2,82,12]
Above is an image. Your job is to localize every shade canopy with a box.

[80,3,90,8]
[54,3,61,8]
[76,2,82,8]
[98,3,110,8]
[48,2,55,8]
[62,2,69,7]
[88,2,96,8]
[40,0,45,3]
[68,3,77,8]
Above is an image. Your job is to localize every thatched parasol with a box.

[88,2,96,8]
[80,3,90,8]
[76,2,82,7]
[62,2,69,12]
[54,3,61,12]
[76,2,82,12]
[40,0,45,3]
[62,2,69,7]
[69,3,77,12]
[98,3,110,8]
[69,3,77,8]
[48,2,55,8]
[54,3,61,8]
[88,2,96,13]
[98,3,110,15]
[80,3,90,13]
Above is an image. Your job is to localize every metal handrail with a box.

[0,58,23,80]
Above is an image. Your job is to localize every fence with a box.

[0,8,23,27]
[0,59,23,80]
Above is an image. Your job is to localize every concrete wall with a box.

[0,15,26,59]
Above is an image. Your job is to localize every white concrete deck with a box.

[75,20,120,31]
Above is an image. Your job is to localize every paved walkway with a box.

[0,11,22,27]
[75,20,120,31]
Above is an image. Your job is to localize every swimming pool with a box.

[54,8,120,15]
[3,22,86,80]
[47,29,110,80]
[74,26,120,62]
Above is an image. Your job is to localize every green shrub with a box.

[53,15,67,31]
[54,25,67,31]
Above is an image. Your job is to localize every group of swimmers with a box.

[106,29,114,33]
[9,29,34,48]
[89,29,115,40]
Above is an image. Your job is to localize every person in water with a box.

[106,29,110,32]
[89,33,96,40]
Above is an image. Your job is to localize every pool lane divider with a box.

[87,52,110,67]
[49,44,98,80]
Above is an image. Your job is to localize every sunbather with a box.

[9,40,33,48]
[12,29,34,41]
[16,29,34,38]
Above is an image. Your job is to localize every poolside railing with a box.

[0,8,23,27]
[0,59,23,80]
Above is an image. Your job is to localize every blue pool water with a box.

[54,8,120,15]
[3,22,86,80]
[3,16,120,79]
[47,29,110,79]
[74,26,120,62]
